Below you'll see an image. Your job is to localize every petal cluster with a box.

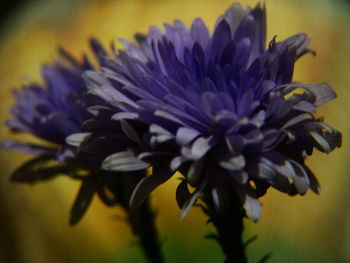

[1,39,117,164]
[1,40,135,224]
[84,3,341,221]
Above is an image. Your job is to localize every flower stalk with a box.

[107,171,164,263]
[203,187,246,263]
[129,195,164,263]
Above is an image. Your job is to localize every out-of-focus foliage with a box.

[0,0,349,262]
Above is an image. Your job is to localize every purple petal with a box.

[191,136,215,160]
[1,139,56,156]
[290,160,310,195]
[65,133,91,147]
[69,177,97,225]
[176,180,191,209]
[180,175,208,219]
[176,127,201,146]
[129,168,173,209]
[102,150,150,171]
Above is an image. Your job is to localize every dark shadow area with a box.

[0,0,34,34]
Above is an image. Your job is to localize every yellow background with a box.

[0,0,349,262]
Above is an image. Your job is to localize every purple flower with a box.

[1,39,136,224]
[2,40,106,162]
[83,3,341,221]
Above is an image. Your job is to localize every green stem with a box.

[108,171,164,263]
[203,187,247,263]
[128,195,164,263]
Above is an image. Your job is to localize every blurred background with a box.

[0,0,349,262]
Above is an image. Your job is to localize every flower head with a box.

[84,3,341,221]
[2,40,107,161]
[1,39,137,224]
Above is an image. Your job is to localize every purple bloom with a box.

[83,3,341,221]
[2,41,102,162]
[1,40,137,224]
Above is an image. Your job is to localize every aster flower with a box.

[85,4,340,221]
[1,40,116,224]
[82,1,341,228]
[68,2,341,261]
[2,40,165,263]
